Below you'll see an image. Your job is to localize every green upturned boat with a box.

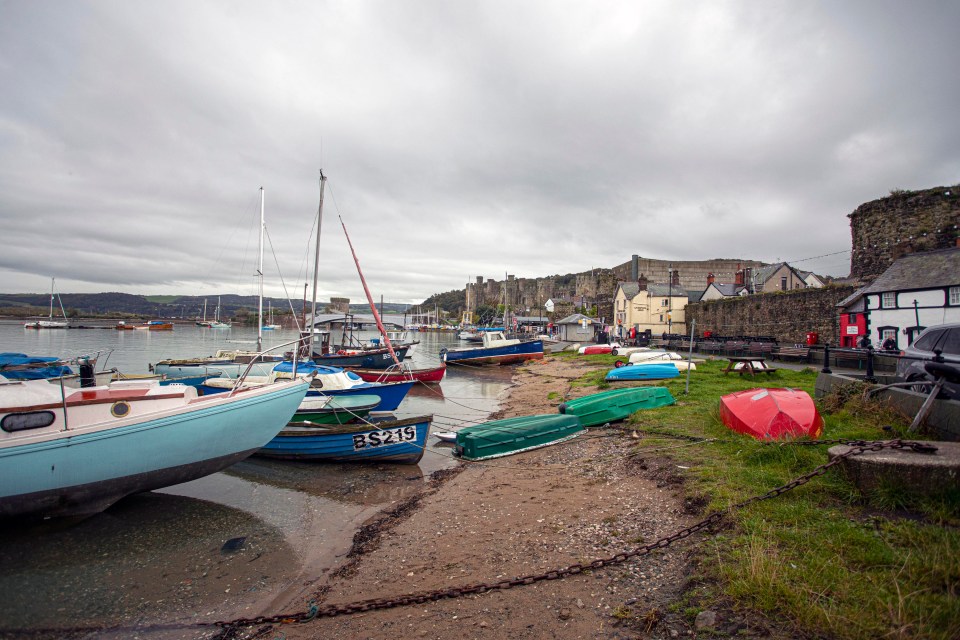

[557,387,675,427]
[290,394,381,425]
[454,414,583,461]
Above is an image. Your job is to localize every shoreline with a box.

[270,356,707,639]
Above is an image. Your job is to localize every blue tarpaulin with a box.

[0,353,74,379]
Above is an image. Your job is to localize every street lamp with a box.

[667,264,673,335]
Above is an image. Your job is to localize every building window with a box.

[881,292,896,308]
[950,286,960,305]
[662,299,669,306]
[848,313,857,323]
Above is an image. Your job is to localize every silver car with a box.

[895,322,960,398]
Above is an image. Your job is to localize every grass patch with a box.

[569,355,960,639]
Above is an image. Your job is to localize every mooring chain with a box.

[209,439,932,636]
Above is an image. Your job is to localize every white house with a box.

[837,247,960,349]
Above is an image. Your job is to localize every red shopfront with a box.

[839,311,868,347]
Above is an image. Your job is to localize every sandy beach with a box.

[258,356,725,640]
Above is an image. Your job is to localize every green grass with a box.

[552,354,960,639]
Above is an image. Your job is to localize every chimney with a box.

[706,272,715,286]
[637,273,648,291]
[735,263,744,286]
[631,254,639,281]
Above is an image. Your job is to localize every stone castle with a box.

[456,184,959,323]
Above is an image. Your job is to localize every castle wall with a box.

[848,186,959,280]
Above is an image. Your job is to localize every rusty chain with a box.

[207,438,936,637]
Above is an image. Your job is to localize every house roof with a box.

[555,313,600,325]
[753,262,805,285]
[860,247,959,293]
[837,247,959,308]
[707,283,746,297]
[617,282,688,299]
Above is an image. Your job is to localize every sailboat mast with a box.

[49,278,55,321]
[307,171,327,357]
[257,187,265,352]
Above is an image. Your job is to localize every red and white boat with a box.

[578,343,621,355]
[348,364,446,384]
[719,388,824,440]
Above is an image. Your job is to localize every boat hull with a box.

[309,380,414,412]
[291,394,381,424]
[719,388,824,440]
[311,346,409,370]
[256,415,432,463]
[558,387,676,427]
[455,414,583,461]
[0,379,310,519]
[441,340,544,366]
[605,363,680,381]
[350,365,446,384]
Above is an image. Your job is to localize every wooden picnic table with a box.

[723,356,778,376]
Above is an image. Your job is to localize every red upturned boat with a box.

[348,364,447,384]
[578,343,621,355]
[719,388,824,440]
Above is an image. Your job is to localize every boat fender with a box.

[558,403,568,414]
[614,360,626,368]
[337,350,346,355]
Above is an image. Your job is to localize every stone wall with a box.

[612,256,766,292]
[686,285,857,344]
[849,186,959,279]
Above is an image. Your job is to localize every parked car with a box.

[895,322,960,398]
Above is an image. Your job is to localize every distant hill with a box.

[0,292,411,319]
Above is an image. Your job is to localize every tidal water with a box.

[0,321,511,637]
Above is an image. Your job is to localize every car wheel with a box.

[907,375,932,394]
[610,348,619,356]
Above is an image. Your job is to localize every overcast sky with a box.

[1,1,957,305]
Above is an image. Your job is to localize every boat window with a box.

[2,411,56,432]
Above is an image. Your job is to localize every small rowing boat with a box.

[719,388,824,440]
[558,387,675,427]
[453,414,583,461]
[605,362,680,381]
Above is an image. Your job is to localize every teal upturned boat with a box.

[454,414,583,461]
[557,387,676,427]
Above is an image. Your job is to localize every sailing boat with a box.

[209,296,231,329]
[196,299,212,327]
[263,301,280,330]
[24,278,69,329]
[152,189,278,378]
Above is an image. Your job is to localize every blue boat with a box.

[0,376,310,519]
[256,414,433,463]
[441,331,544,366]
[311,380,414,412]
[604,362,680,381]
[197,361,414,413]
[310,345,410,370]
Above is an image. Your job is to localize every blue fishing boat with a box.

[440,331,544,366]
[256,414,433,463]
[604,362,680,381]
[0,375,310,519]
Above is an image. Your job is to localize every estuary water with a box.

[0,321,511,637]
